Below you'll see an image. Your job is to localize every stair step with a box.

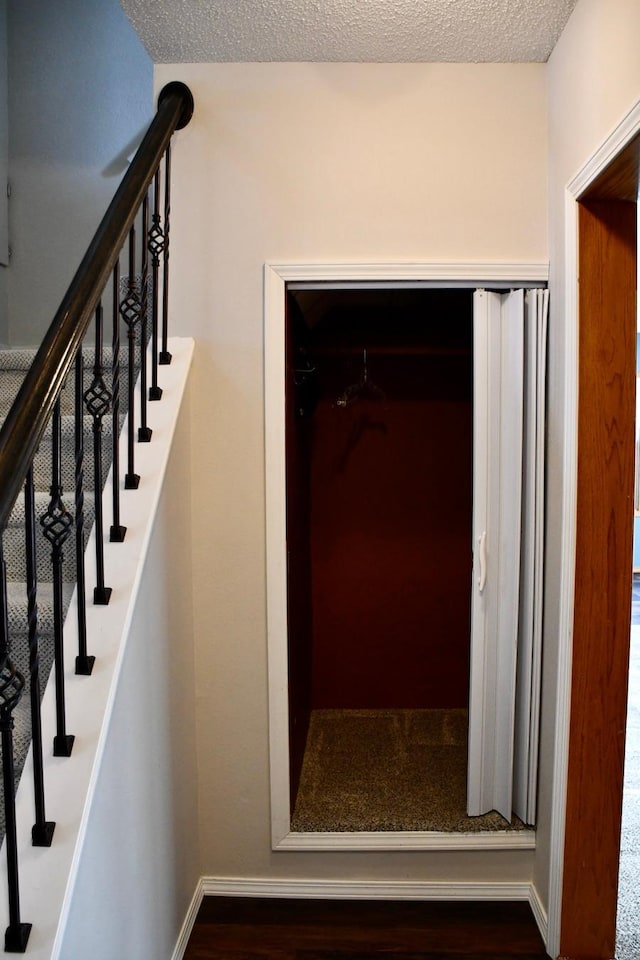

[4,579,74,794]
[0,345,138,372]
[6,490,89,527]
[4,493,97,584]
[0,336,153,844]
[0,346,140,419]
[5,579,75,642]
[0,411,127,495]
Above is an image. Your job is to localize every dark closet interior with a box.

[285,287,474,817]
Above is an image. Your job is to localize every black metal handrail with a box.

[0,81,193,534]
[0,80,194,953]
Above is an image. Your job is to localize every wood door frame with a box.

[560,198,636,960]
[552,103,640,960]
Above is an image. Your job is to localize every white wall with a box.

[6,0,152,345]
[534,0,640,923]
[57,385,200,960]
[156,62,547,889]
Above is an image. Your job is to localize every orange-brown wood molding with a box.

[582,132,640,202]
[560,199,637,960]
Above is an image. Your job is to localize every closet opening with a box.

[284,285,523,833]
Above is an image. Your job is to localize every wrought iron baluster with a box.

[75,348,96,672]
[24,467,56,846]
[110,262,126,542]
[138,195,152,442]
[149,168,164,401]
[160,143,172,366]
[120,226,141,489]
[84,303,112,606]
[40,398,74,758]
[0,537,31,952]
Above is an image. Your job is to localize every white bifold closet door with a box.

[467,288,548,826]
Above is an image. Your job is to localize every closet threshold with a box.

[275,830,536,852]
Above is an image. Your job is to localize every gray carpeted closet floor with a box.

[616,586,640,960]
[291,708,527,833]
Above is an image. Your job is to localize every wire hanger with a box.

[336,348,385,408]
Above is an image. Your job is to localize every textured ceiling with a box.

[120,0,578,64]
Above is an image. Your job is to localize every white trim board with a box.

[545,95,640,960]
[202,875,537,902]
[269,261,549,284]
[264,260,547,853]
[171,880,205,960]
[276,829,535,851]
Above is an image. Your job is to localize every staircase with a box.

[0,81,199,957]
[0,345,130,838]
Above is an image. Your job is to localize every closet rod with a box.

[310,344,471,358]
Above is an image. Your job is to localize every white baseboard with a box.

[200,875,534,902]
[172,879,205,960]
[528,882,548,947]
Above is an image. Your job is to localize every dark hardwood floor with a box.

[183,898,550,959]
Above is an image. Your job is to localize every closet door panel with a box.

[513,288,548,825]
[467,290,524,821]
[467,290,491,817]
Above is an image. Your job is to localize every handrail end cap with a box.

[158,81,194,130]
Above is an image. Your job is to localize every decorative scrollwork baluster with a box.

[40,398,75,758]
[74,348,96,672]
[83,303,112,606]
[120,227,141,489]
[110,262,126,543]
[0,662,31,953]
[0,536,31,952]
[24,467,56,845]
[160,143,172,366]
[148,168,164,402]
[138,195,152,443]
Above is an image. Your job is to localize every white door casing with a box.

[264,261,548,851]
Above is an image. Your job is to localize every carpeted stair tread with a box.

[16,413,124,496]
[6,490,92,527]
[0,348,136,420]
[2,579,74,802]
[5,579,75,637]
[4,491,97,583]
[0,345,133,371]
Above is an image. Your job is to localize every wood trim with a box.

[548,101,640,959]
[582,132,640,202]
[560,200,637,960]
[568,98,640,199]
